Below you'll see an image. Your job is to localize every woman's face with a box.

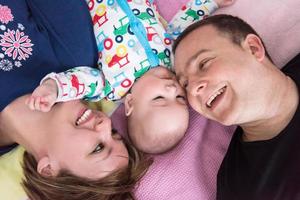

[40,100,129,179]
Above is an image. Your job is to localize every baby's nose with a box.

[165,81,177,92]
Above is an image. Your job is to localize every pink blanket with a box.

[157,0,300,67]
[112,105,235,200]
[112,0,300,199]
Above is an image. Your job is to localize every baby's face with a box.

[130,66,187,114]
[127,67,189,153]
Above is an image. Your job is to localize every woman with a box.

[0,0,150,199]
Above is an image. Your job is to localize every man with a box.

[172,14,300,199]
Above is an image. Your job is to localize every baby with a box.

[27,0,234,154]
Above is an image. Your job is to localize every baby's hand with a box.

[215,0,235,8]
[26,79,58,112]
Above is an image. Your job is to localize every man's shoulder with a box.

[282,53,300,74]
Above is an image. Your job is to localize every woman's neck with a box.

[0,95,46,157]
[0,111,15,147]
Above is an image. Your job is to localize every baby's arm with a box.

[167,0,234,39]
[26,66,105,112]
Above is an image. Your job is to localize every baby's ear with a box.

[124,93,134,116]
[37,156,59,177]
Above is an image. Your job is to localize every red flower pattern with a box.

[0,5,13,24]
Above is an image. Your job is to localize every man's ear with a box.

[37,156,59,177]
[243,34,266,62]
[124,93,134,116]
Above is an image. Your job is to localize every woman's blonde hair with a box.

[22,139,152,200]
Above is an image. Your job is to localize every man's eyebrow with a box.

[175,71,183,81]
[186,49,210,67]
[176,49,210,80]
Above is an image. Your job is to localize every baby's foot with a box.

[215,0,235,8]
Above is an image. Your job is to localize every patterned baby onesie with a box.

[44,0,218,102]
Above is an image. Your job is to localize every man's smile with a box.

[206,85,227,109]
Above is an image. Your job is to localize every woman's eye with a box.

[112,129,122,140]
[112,128,118,134]
[92,143,104,154]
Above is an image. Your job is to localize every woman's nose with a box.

[94,115,112,138]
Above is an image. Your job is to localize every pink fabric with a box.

[112,0,300,199]
[112,105,235,200]
[156,0,300,67]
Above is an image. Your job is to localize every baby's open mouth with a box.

[206,86,227,108]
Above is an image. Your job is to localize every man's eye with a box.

[181,80,188,89]
[176,95,186,100]
[199,58,212,69]
[92,143,104,154]
[153,96,164,100]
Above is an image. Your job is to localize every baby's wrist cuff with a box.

[41,72,68,102]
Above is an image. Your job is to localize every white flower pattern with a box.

[14,60,22,67]
[17,23,24,30]
[0,25,6,31]
[0,59,13,71]
[0,5,34,71]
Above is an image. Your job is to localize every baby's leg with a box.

[167,0,223,40]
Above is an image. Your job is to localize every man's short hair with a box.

[173,14,272,61]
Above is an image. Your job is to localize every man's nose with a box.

[189,80,207,97]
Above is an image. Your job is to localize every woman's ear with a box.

[124,93,134,116]
[243,34,266,62]
[37,156,59,177]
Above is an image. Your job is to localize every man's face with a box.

[42,100,129,179]
[174,25,266,125]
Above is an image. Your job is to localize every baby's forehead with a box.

[149,65,175,75]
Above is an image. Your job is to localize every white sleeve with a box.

[41,66,105,102]
[167,0,218,40]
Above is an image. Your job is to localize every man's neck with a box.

[242,74,299,142]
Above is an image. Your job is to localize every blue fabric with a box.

[116,0,159,68]
[0,0,98,111]
[0,143,18,156]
